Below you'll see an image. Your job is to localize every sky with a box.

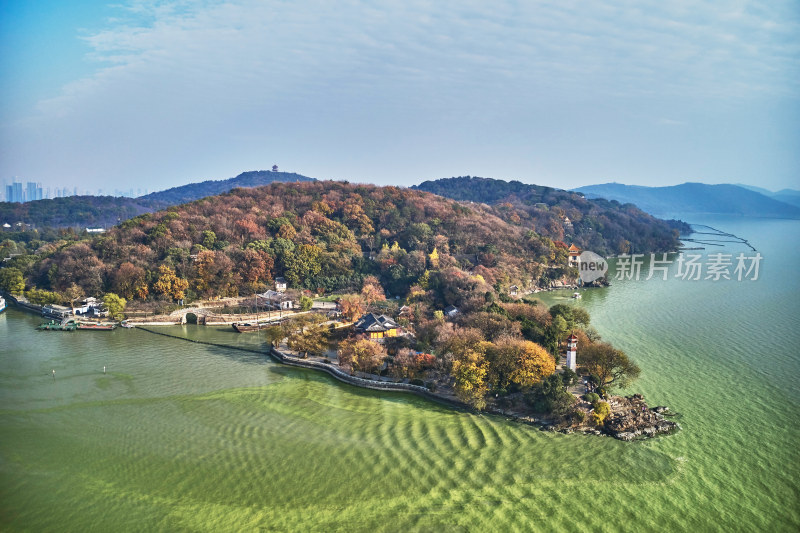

[1,0,798,194]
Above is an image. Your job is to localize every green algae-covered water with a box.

[1,216,798,532]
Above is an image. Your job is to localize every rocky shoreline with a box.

[603,394,680,440]
[534,393,680,440]
[495,393,680,441]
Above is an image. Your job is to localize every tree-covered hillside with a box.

[0,170,315,229]
[0,196,160,228]
[2,180,690,310]
[414,176,689,255]
[139,170,315,205]
[4,181,567,304]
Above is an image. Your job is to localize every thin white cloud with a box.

[1,0,798,190]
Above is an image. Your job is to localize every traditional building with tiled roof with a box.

[354,313,399,340]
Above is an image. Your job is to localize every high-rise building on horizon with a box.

[6,182,24,203]
[3,181,44,203]
[26,182,43,202]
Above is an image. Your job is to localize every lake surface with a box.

[1,216,798,532]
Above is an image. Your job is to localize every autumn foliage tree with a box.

[237,248,273,292]
[592,400,610,425]
[580,342,641,390]
[338,337,386,374]
[7,180,679,314]
[64,283,83,312]
[452,353,489,410]
[488,337,555,390]
[154,265,189,302]
[285,314,330,358]
[46,243,104,295]
[390,348,416,379]
[338,293,366,321]
[112,262,146,300]
[234,217,260,242]
[193,250,239,297]
[360,275,385,304]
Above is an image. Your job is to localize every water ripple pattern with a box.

[0,215,798,532]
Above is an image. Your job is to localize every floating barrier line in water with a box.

[687,224,756,252]
[135,326,266,355]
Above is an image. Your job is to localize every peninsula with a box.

[1,179,684,438]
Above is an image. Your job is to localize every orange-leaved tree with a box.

[339,293,366,321]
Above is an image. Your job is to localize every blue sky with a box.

[1,0,798,193]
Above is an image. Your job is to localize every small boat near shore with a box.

[77,322,116,331]
[232,322,270,333]
[37,319,116,331]
[37,320,77,331]
[0,296,6,313]
[572,292,582,299]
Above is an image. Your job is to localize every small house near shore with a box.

[354,313,399,340]
[258,290,293,310]
[74,297,108,317]
[274,277,287,292]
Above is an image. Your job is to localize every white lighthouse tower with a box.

[566,334,578,372]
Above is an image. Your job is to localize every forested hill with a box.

[6,180,693,308]
[10,181,567,302]
[0,196,159,229]
[414,176,688,256]
[139,170,314,205]
[574,182,800,219]
[0,170,315,228]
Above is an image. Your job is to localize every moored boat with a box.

[37,320,77,331]
[232,322,267,333]
[77,322,116,331]
[37,319,116,331]
[0,296,6,313]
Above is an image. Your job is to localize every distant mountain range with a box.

[139,170,314,205]
[0,170,314,228]
[573,182,800,219]
[736,184,800,209]
[4,168,797,230]
[413,176,689,256]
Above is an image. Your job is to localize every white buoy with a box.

[103,366,106,374]
[52,369,55,379]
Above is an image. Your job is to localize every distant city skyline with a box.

[1,1,798,192]
[1,179,148,202]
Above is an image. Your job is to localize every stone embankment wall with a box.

[269,347,467,409]
[1,292,43,314]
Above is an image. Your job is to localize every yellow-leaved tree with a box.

[154,265,189,302]
[488,337,555,390]
[452,352,489,410]
[428,247,440,269]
